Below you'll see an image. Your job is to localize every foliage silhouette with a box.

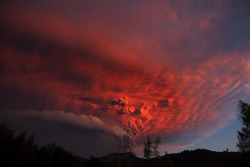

[1,121,250,167]
[237,100,250,152]
[143,136,153,159]
[153,136,161,158]
[143,136,161,159]
[0,123,87,167]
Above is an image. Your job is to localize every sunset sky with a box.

[0,0,250,157]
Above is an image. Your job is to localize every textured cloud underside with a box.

[0,0,250,155]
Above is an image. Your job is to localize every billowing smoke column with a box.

[119,116,143,153]
[109,98,143,153]
[0,0,250,156]
[67,97,143,153]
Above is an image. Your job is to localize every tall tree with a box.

[153,136,161,158]
[237,100,250,152]
[143,136,161,159]
[143,136,153,159]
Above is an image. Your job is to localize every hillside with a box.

[1,123,250,167]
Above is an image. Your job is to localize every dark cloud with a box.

[109,98,127,107]
[0,109,128,157]
[157,99,171,108]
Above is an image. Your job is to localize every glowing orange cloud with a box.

[1,0,250,154]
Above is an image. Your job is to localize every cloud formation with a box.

[0,109,128,157]
[0,0,250,156]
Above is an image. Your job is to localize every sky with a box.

[0,0,250,158]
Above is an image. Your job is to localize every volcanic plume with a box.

[0,0,250,157]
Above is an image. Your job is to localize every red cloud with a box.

[1,0,250,154]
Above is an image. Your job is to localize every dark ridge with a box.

[99,152,139,163]
[1,123,250,167]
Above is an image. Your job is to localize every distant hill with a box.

[99,152,139,163]
[87,149,250,167]
[1,123,250,167]
[168,149,246,167]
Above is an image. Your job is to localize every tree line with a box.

[0,124,87,167]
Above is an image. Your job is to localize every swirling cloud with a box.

[0,0,250,156]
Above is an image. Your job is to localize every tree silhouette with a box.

[143,136,153,159]
[143,136,161,159]
[153,136,161,158]
[237,100,250,152]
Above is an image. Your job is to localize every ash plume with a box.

[67,97,142,153]
[108,98,144,153]
[1,0,250,156]
[119,116,143,153]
